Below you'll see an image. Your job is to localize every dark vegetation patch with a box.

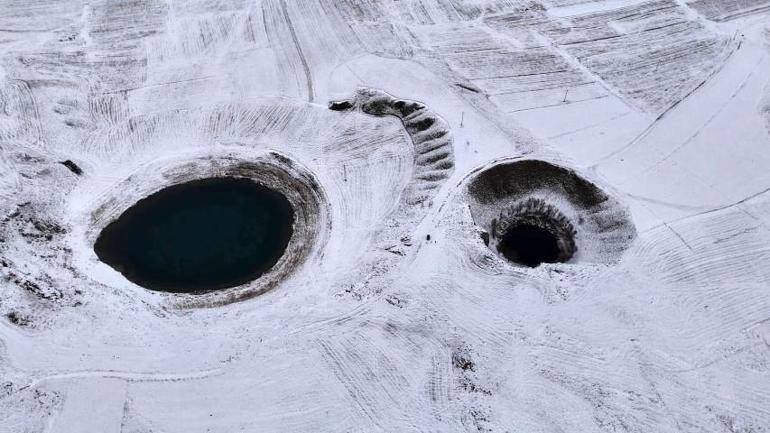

[6,311,32,327]
[452,349,476,372]
[0,201,80,317]
[452,346,492,395]
[468,407,493,433]
[2,268,64,302]
[2,202,67,242]
[385,294,406,308]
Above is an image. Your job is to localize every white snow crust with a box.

[1,0,769,431]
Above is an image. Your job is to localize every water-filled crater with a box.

[94,177,294,293]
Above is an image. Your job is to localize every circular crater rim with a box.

[83,151,329,308]
[465,158,636,267]
[492,198,577,267]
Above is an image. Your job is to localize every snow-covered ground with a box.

[1,0,769,431]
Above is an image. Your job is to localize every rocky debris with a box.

[60,160,83,175]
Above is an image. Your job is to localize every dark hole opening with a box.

[94,177,294,294]
[497,224,560,267]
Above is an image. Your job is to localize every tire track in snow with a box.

[278,0,314,102]
[19,367,224,390]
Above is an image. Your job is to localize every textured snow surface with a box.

[1,0,770,432]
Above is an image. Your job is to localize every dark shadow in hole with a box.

[94,177,294,294]
[497,224,560,267]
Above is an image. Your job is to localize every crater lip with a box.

[492,198,577,267]
[466,159,636,266]
[82,152,329,307]
[94,177,295,294]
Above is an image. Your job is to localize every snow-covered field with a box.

[1,0,769,431]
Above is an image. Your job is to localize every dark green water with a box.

[94,177,294,293]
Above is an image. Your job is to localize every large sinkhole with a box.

[491,198,577,267]
[467,159,636,266]
[498,224,560,267]
[94,177,295,293]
